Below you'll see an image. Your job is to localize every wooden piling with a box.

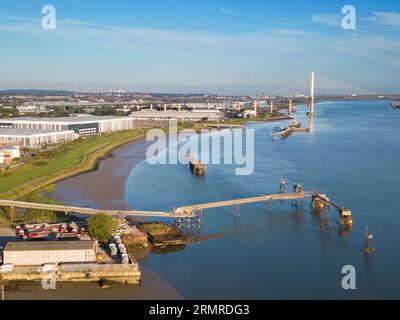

[10,206,15,225]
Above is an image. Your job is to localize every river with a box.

[125,100,400,299]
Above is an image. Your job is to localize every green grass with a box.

[0,184,70,225]
[0,129,147,199]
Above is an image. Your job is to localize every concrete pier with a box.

[0,263,141,284]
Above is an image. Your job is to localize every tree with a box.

[11,105,20,118]
[88,214,118,243]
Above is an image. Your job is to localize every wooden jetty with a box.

[0,199,190,222]
[0,186,353,226]
[175,192,313,214]
[174,188,352,226]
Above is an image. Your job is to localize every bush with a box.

[88,214,118,243]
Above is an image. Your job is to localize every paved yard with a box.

[0,228,19,248]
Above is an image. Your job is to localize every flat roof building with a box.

[186,102,224,110]
[0,116,139,136]
[130,110,224,122]
[3,241,98,266]
[0,128,79,147]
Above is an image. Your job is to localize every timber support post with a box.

[234,204,240,218]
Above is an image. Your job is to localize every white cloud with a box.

[362,11,400,27]
[312,14,341,27]
[1,15,398,62]
[7,16,24,20]
[262,28,311,37]
[0,15,399,93]
[220,7,237,15]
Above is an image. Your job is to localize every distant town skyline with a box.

[1,0,399,95]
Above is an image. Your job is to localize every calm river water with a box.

[125,100,400,299]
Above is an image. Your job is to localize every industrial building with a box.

[130,110,224,122]
[0,116,139,136]
[186,102,224,110]
[3,241,98,266]
[0,128,79,147]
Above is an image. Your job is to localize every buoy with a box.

[364,226,376,254]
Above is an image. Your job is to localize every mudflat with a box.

[52,138,152,210]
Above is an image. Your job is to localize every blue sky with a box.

[0,0,399,94]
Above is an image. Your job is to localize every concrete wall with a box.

[0,263,141,284]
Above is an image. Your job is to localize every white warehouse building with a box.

[0,116,139,136]
[130,110,224,122]
[3,241,98,266]
[0,129,79,147]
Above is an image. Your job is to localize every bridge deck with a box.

[177,192,315,212]
[1,191,345,218]
[0,199,180,218]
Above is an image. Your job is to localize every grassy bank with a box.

[0,184,68,227]
[0,129,147,200]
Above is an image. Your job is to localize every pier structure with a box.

[310,193,353,225]
[280,121,311,139]
[173,187,352,226]
[0,186,353,227]
[0,263,141,284]
[174,191,313,217]
[0,199,192,218]
[291,183,304,209]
